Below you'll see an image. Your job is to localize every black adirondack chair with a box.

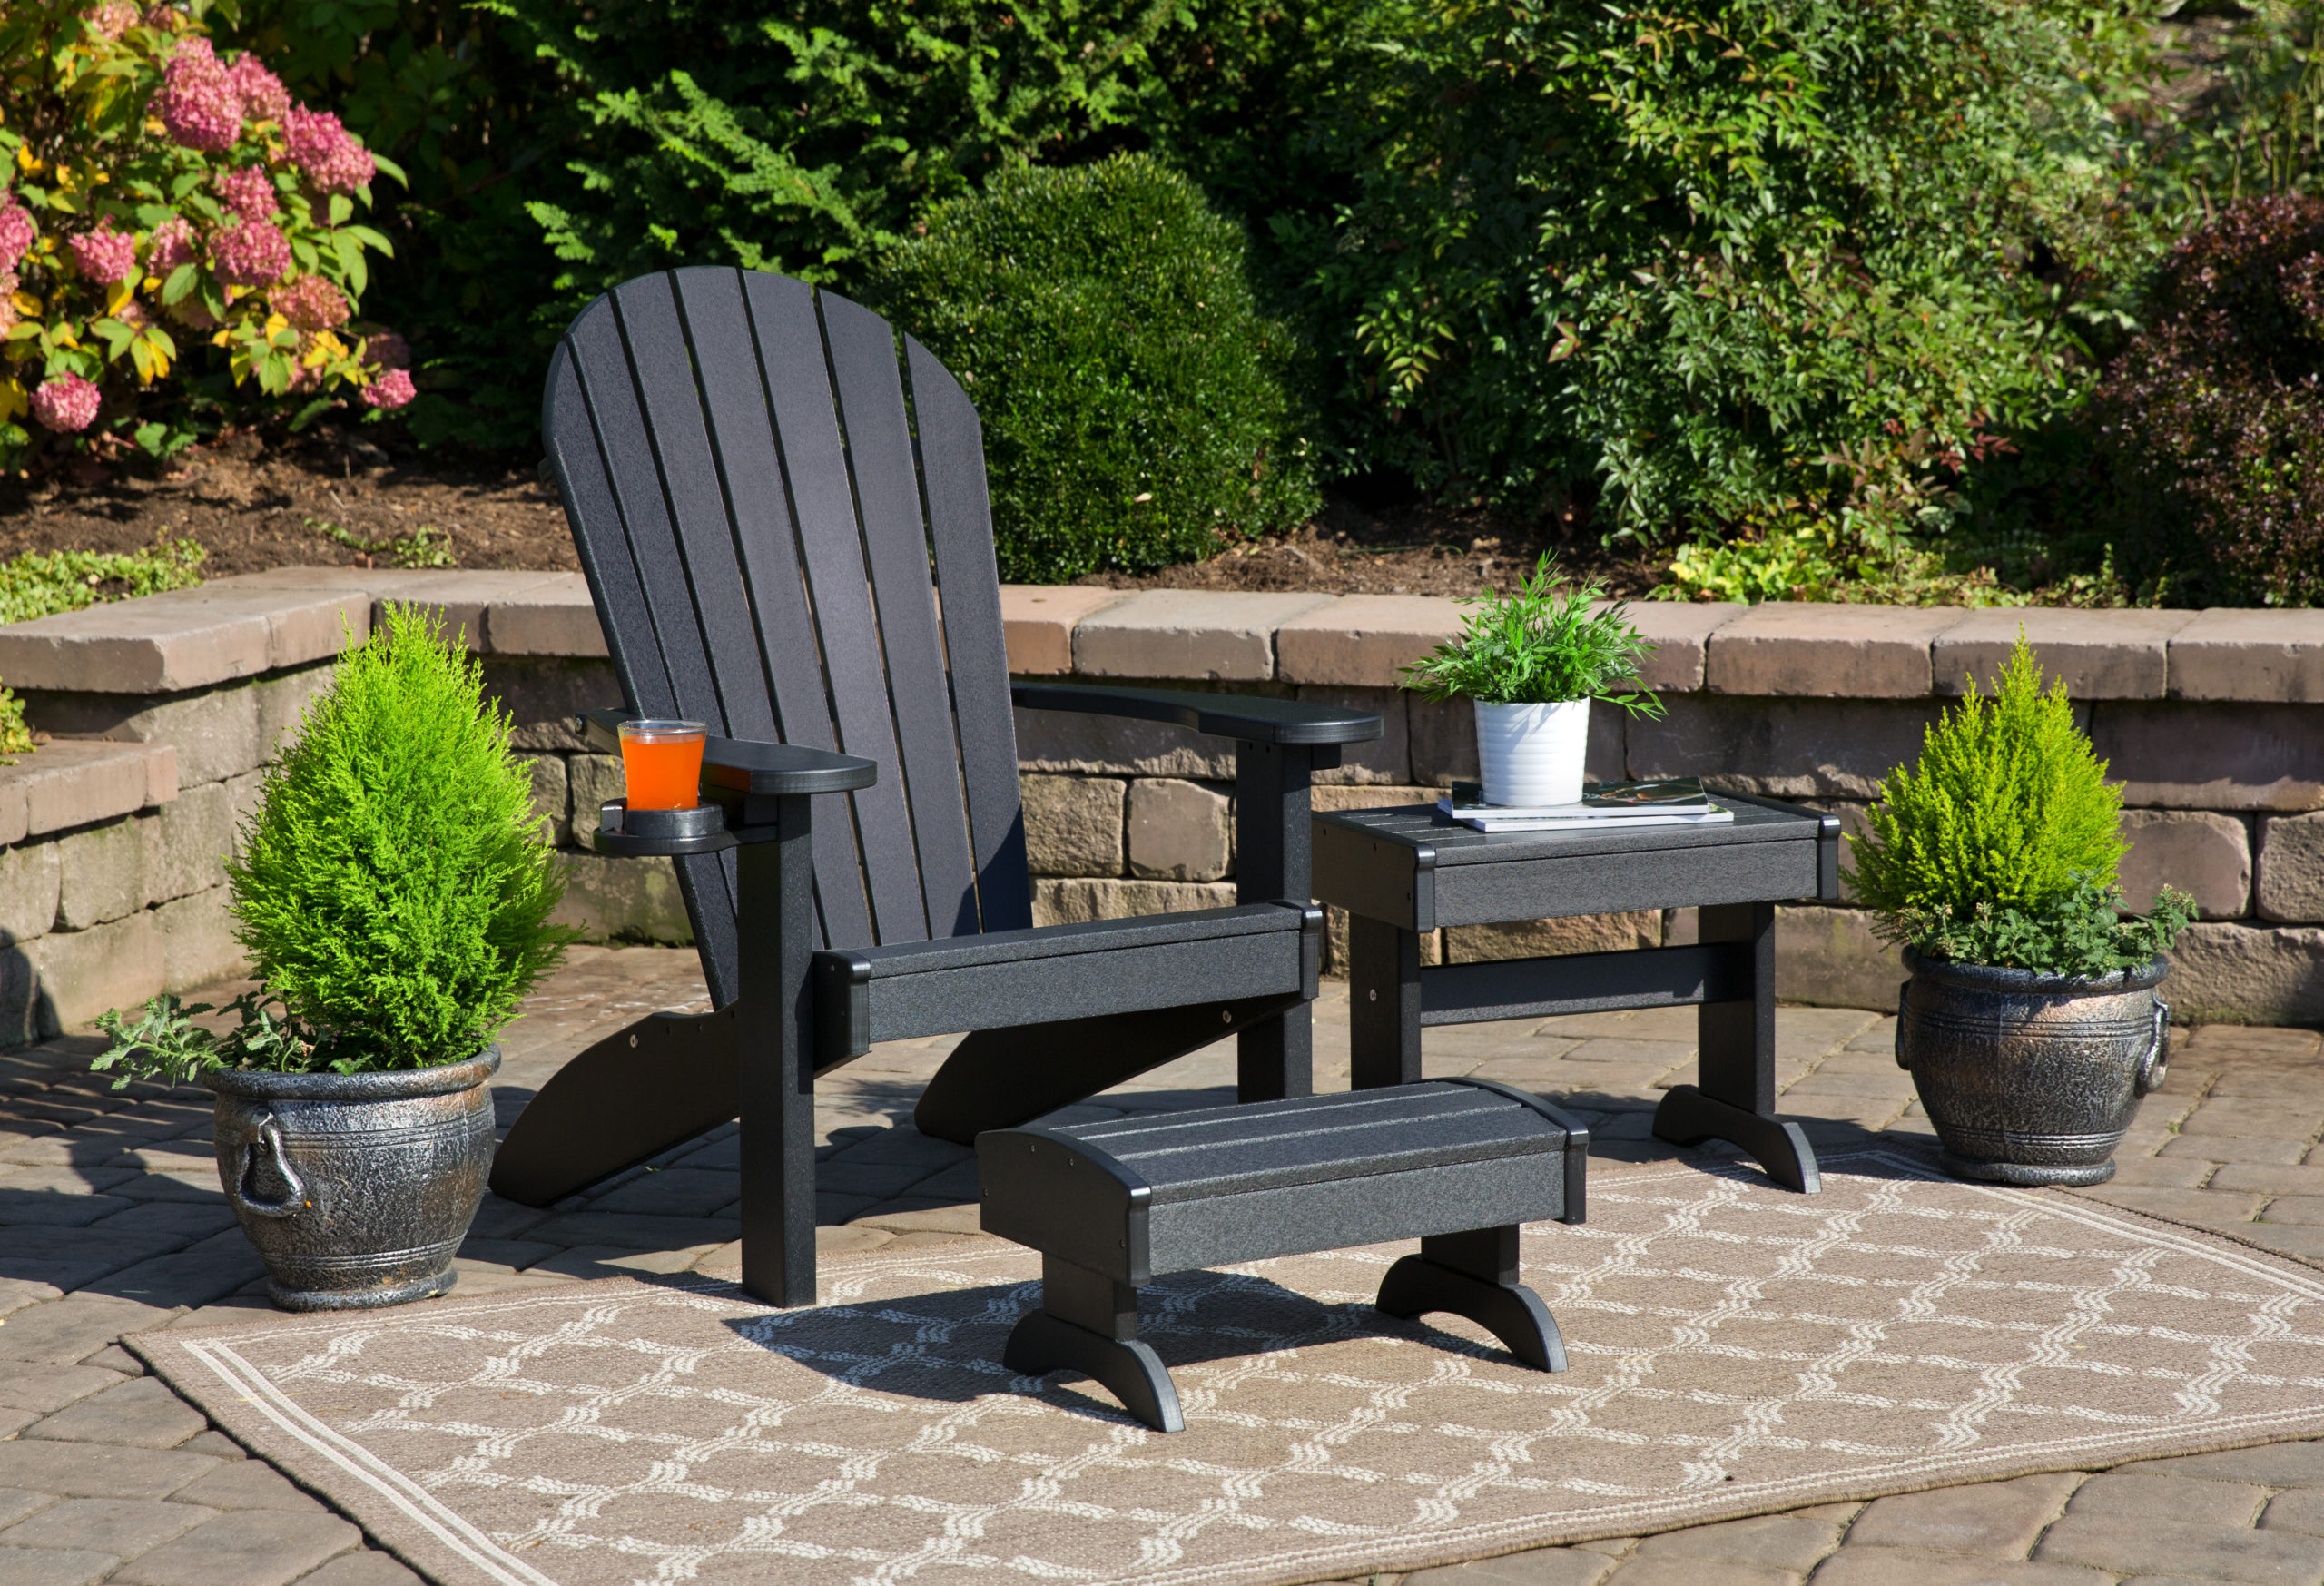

[489,266,1382,1308]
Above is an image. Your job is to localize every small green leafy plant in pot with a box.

[94,604,576,1309]
[1846,636,2193,1187]
[1402,555,1663,807]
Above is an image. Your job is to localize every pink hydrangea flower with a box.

[211,218,290,288]
[363,329,410,369]
[281,106,376,194]
[271,274,348,331]
[214,165,276,222]
[69,222,139,283]
[81,3,140,39]
[31,374,102,433]
[0,271,17,335]
[225,55,290,124]
[154,37,241,153]
[113,299,149,329]
[0,202,35,267]
[145,216,196,273]
[359,367,415,409]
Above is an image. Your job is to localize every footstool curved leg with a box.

[1376,1256,1568,1373]
[1004,1309,1186,1433]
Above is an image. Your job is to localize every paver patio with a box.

[0,946,2319,1586]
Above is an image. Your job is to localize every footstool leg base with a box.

[1654,1084,1821,1194]
[1003,1309,1185,1433]
[1376,1238,1567,1374]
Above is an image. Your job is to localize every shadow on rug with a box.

[133,1149,2324,1586]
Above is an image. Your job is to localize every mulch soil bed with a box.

[1,430,1666,596]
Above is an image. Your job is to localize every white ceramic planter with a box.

[1473,698,1590,807]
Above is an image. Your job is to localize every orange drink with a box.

[618,720,706,811]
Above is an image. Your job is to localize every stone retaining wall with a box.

[0,570,2314,1035]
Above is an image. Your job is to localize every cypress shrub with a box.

[228,603,574,1069]
[869,153,1320,583]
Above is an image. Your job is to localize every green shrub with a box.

[869,153,1320,581]
[1846,635,2188,974]
[1285,0,2158,539]
[225,602,574,1069]
[2087,195,2324,607]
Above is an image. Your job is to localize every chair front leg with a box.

[735,793,821,1307]
[1233,740,1335,1103]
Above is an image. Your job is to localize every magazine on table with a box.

[1436,777,1735,833]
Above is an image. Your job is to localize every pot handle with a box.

[230,1111,308,1219]
[1894,980,1913,1070]
[2135,997,2171,1098]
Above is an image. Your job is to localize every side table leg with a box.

[1350,914,1423,1089]
[1654,901,1820,1193]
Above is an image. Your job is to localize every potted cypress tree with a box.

[93,603,576,1309]
[1848,636,2194,1186]
[1401,554,1664,807]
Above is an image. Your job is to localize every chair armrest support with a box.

[1009,682,1383,749]
[576,708,878,796]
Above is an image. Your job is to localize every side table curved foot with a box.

[1376,1256,1568,1372]
[1004,1309,1186,1433]
[1654,1084,1821,1194]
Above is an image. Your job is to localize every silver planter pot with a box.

[206,1049,499,1311]
[1896,953,2170,1187]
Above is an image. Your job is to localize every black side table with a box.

[1312,795,1842,1193]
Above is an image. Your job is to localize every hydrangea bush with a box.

[0,1,409,466]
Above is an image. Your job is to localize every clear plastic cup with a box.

[617,719,706,811]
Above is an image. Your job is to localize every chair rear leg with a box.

[912,992,1304,1145]
[488,1009,740,1207]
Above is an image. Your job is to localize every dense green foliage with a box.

[227,602,573,1069]
[1847,637,2190,971]
[1896,876,2195,980]
[2088,195,2324,607]
[1400,555,1661,711]
[1285,0,2152,542]
[869,154,1317,580]
[0,542,207,625]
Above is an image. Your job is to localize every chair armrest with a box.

[576,709,878,796]
[1009,681,1383,747]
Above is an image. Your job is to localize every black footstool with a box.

[977,1079,1587,1431]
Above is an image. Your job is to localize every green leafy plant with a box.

[869,153,1319,581]
[1846,635,2190,970]
[1400,554,1662,713]
[92,990,316,1090]
[1281,0,2158,540]
[0,540,206,625]
[1895,875,2196,980]
[309,516,455,569]
[94,602,574,1087]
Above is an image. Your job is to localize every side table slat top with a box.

[1314,795,1825,864]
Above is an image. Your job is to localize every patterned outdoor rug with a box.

[136,1149,2324,1586]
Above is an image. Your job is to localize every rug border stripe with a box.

[171,1335,561,1586]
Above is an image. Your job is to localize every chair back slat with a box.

[906,335,1033,931]
[821,294,980,939]
[680,271,873,951]
[742,278,932,945]
[549,303,743,1000]
[545,266,1034,1000]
